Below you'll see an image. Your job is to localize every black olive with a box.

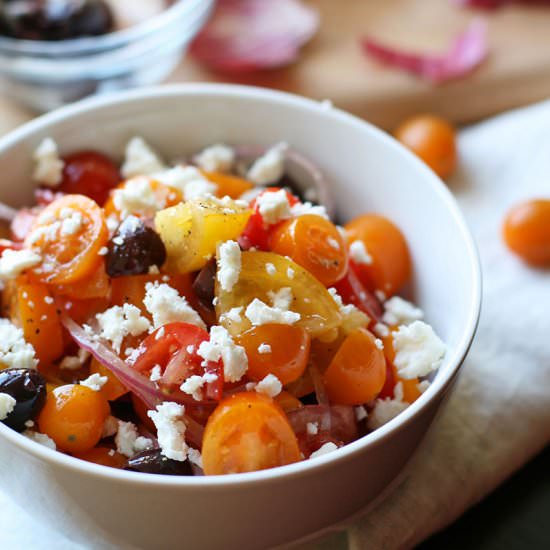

[106,216,166,278]
[0,368,46,432]
[192,258,217,309]
[124,449,193,476]
[0,0,113,41]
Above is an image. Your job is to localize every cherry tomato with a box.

[73,446,126,468]
[345,214,411,297]
[53,262,110,300]
[25,194,108,285]
[236,324,310,385]
[59,151,120,206]
[38,384,110,453]
[394,115,457,179]
[270,214,348,287]
[274,390,304,413]
[323,328,386,405]
[503,199,550,266]
[201,171,254,199]
[89,358,127,401]
[202,392,301,475]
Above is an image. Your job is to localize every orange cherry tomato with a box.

[345,214,411,297]
[53,262,110,300]
[202,171,254,199]
[323,328,386,405]
[38,384,110,453]
[270,214,348,286]
[89,358,127,401]
[3,275,64,369]
[72,446,126,469]
[236,324,310,385]
[503,199,550,266]
[202,392,302,475]
[394,115,457,179]
[274,391,304,413]
[25,194,108,285]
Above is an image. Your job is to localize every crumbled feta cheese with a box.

[187,447,203,468]
[355,405,368,422]
[59,348,90,370]
[216,240,241,292]
[367,382,409,430]
[306,421,319,436]
[245,298,301,326]
[247,142,287,185]
[147,402,188,462]
[23,430,56,450]
[121,137,165,178]
[268,287,293,310]
[374,338,384,350]
[287,267,295,279]
[155,327,165,340]
[98,246,109,256]
[220,306,243,324]
[393,321,446,379]
[24,420,34,428]
[256,189,292,225]
[373,322,390,338]
[96,304,151,353]
[0,249,42,280]
[254,374,282,398]
[327,288,368,332]
[154,165,217,201]
[197,326,248,383]
[195,144,235,173]
[310,442,339,459]
[32,138,64,186]
[80,373,108,392]
[0,393,16,420]
[257,343,271,354]
[149,364,162,382]
[180,375,206,401]
[375,290,387,302]
[290,202,329,219]
[417,380,431,393]
[266,263,276,276]
[115,420,139,458]
[134,436,154,453]
[143,282,205,330]
[349,240,372,265]
[186,345,195,354]
[148,265,160,275]
[0,319,38,370]
[101,415,119,438]
[245,382,257,391]
[44,296,54,305]
[60,209,84,236]
[113,177,165,218]
[382,297,424,326]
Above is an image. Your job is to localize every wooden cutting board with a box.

[3,0,550,134]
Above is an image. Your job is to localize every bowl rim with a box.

[0,83,482,489]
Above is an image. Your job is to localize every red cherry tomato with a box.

[59,151,120,206]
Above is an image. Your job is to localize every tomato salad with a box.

[0,138,446,475]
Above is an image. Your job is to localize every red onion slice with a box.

[287,405,358,444]
[361,20,488,84]
[190,0,319,73]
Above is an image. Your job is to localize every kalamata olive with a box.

[192,258,216,309]
[124,449,193,476]
[0,368,46,432]
[106,216,166,277]
[0,0,113,41]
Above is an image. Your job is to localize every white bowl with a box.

[0,84,481,549]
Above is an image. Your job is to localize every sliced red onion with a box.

[190,0,319,73]
[308,363,330,409]
[287,405,358,444]
[361,20,488,84]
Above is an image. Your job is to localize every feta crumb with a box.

[375,290,387,302]
[197,326,248,383]
[393,321,446,379]
[287,267,295,279]
[254,374,282,398]
[96,304,151,353]
[349,240,373,265]
[367,382,409,430]
[80,373,108,392]
[187,447,203,468]
[23,430,56,450]
[257,343,271,354]
[373,322,390,338]
[113,177,165,219]
[148,265,160,275]
[0,393,16,420]
[306,421,319,435]
[382,297,424,326]
[154,165,217,201]
[60,209,84,236]
[101,415,119,438]
[180,375,206,401]
[133,436,153,453]
[121,137,165,178]
[220,306,243,324]
[417,380,431,393]
[32,138,64,186]
[149,365,162,382]
[155,327,165,340]
[148,402,188,462]
[290,202,329,219]
[24,420,34,428]
[59,348,90,370]
[268,287,293,310]
[265,263,276,275]
[195,144,235,173]
[143,282,205,330]
[98,246,109,256]
[256,189,292,225]
[355,405,368,422]
[115,420,139,458]
[245,382,257,391]
[374,338,384,350]
[44,296,54,305]
[327,287,368,332]
[186,345,195,354]
[247,142,287,185]
[0,249,42,280]
[310,442,339,459]
[0,318,38,370]
[216,240,241,292]
[245,298,300,326]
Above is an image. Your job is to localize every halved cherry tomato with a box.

[323,328,386,405]
[56,296,110,325]
[270,214,348,287]
[72,446,126,468]
[236,324,310,385]
[345,214,411,297]
[38,384,110,453]
[59,151,120,206]
[202,392,302,475]
[201,171,254,199]
[53,262,110,300]
[275,391,304,413]
[25,194,108,285]
[89,358,127,401]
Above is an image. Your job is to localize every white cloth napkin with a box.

[1,101,550,549]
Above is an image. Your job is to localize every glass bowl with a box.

[0,0,215,112]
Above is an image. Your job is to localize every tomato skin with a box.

[60,151,120,206]
[89,358,127,401]
[503,199,550,266]
[202,392,302,475]
[201,171,254,199]
[73,446,126,468]
[53,262,110,300]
